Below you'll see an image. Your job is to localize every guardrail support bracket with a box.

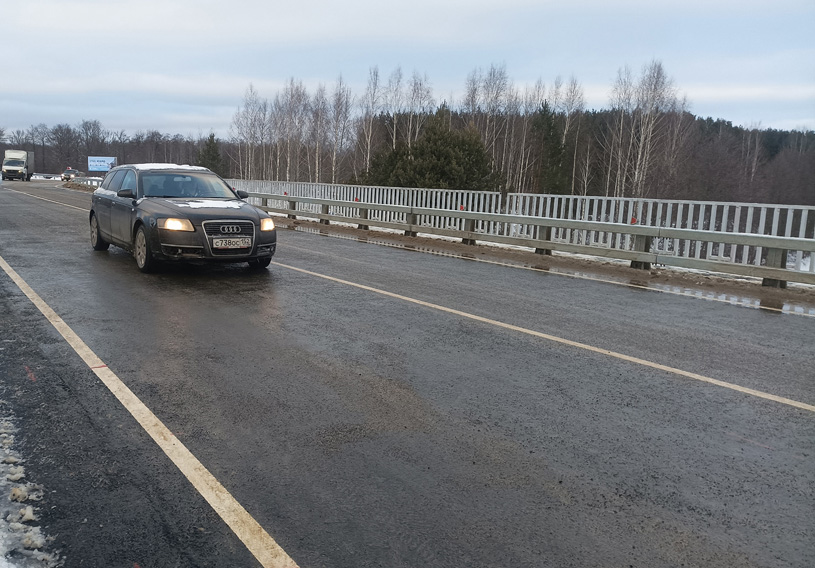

[462,218,477,245]
[405,213,418,237]
[535,226,553,255]
[630,235,653,270]
[762,248,788,288]
[358,207,369,231]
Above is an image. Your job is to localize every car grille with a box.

[202,219,255,256]
[202,220,255,236]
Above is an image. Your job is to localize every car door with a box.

[111,169,138,244]
[95,170,124,240]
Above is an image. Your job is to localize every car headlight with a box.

[260,218,275,231]
[158,218,195,231]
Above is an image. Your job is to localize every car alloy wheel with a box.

[134,226,156,272]
[90,214,109,251]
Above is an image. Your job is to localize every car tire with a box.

[90,214,110,251]
[134,225,157,273]
[247,257,272,269]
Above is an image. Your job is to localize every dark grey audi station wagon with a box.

[89,164,276,272]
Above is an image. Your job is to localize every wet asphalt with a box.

[0,180,813,568]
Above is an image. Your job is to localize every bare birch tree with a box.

[482,63,509,164]
[602,66,636,197]
[228,84,265,179]
[359,66,382,173]
[385,66,404,150]
[630,60,676,197]
[462,68,482,129]
[280,78,309,181]
[329,76,353,184]
[309,85,329,182]
[407,71,434,146]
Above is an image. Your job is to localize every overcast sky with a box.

[2,0,812,138]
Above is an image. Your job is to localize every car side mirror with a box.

[117,189,135,199]
[236,190,249,199]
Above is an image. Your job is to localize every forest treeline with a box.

[2,61,813,205]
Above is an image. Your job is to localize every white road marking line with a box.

[0,255,299,568]
[4,187,811,413]
[2,187,88,211]
[5,186,812,318]
[282,236,815,318]
[273,261,815,414]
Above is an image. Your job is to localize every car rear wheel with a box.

[90,214,110,251]
[134,226,157,273]
[247,257,272,269]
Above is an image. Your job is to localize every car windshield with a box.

[4,160,24,167]
[140,172,236,199]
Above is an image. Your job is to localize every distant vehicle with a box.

[89,164,277,272]
[2,150,35,181]
[61,168,85,181]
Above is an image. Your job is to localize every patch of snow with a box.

[171,199,244,209]
[0,407,61,568]
[130,163,209,172]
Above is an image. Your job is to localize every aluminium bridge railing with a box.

[230,180,815,288]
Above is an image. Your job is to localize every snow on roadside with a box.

[0,406,61,567]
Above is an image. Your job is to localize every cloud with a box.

[685,84,815,104]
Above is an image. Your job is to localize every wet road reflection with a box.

[288,224,815,317]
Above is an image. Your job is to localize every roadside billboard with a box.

[88,157,118,172]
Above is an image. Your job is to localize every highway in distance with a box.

[0,179,813,568]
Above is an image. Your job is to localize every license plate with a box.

[212,237,252,249]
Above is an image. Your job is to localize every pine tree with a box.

[363,108,500,191]
[196,133,226,177]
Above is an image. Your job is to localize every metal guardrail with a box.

[245,191,815,287]
[72,177,104,187]
[64,175,814,285]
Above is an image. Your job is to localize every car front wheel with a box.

[90,214,110,251]
[134,226,157,273]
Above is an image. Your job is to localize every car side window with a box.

[108,170,127,192]
[100,171,115,189]
[121,170,137,192]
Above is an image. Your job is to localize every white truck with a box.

[2,150,36,181]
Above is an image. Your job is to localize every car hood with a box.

[141,198,264,220]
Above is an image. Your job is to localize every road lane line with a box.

[5,186,813,318]
[282,239,815,319]
[273,261,815,414]
[2,187,88,211]
[0,255,299,568]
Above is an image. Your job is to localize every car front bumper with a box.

[155,227,276,263]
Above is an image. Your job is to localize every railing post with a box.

[358,206,369,231]
[405,212,418,237]
[462,218,477,246]
[320,203,330,225]
[535,225,552,255]
[287,200,297,220]
[762,248,788,288]
[630,234,653,270]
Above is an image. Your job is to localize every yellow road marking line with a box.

[0,255,298,568]
[273,261,815,413]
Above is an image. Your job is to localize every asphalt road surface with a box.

[0,180,813,568]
